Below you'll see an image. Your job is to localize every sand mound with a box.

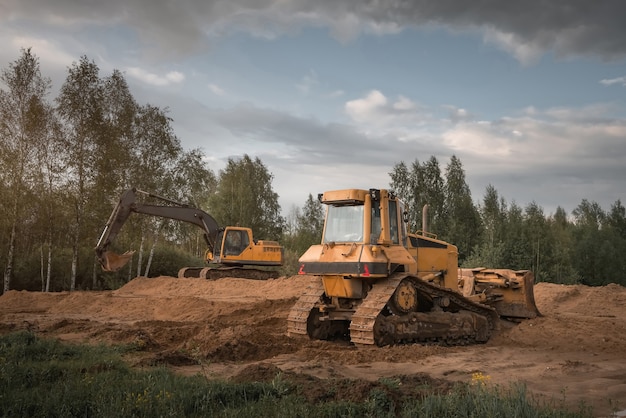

[1,276,625,416]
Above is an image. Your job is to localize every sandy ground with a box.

[1,275,625,416]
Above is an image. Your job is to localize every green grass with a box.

[0,331,592,417]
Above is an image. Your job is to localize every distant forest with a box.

[389,156,626,287]
[1,48,624,293]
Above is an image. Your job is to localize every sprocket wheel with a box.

[389,279,418,316]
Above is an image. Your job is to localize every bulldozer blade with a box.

[495,269,541,319]
[99,250,135,272]
[461,268,541,320]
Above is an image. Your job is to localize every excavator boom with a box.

[95,188,219,272]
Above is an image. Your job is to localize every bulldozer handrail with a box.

[414,229,438,239]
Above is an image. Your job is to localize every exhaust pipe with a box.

[422,204,429,233]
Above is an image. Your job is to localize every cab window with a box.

[389,200,399,244]
[324,205,364,243]
[371,204,381,244]
[224,230,248,255]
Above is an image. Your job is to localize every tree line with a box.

[390,156,626,286]
[1,48,624,292]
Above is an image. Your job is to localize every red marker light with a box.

[363,264,370,276]
[298,264,305,275]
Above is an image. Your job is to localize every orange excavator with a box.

[95,188,283,280]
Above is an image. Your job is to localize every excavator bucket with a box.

[459,268,541,320]
[99,250,135,272]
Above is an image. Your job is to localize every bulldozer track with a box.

[287,277,325,336]
[349,275,404,345]
[287,272,500,346]
[350,272,499,346]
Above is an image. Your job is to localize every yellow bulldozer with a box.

[288,188,540,346]
[95,188,283,280]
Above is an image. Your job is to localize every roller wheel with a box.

[307,308,331,340]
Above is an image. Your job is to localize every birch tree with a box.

[169,148,216,258]
[210,155,283,240]
[0,48,52,293]
[56,56,104,290]
[32,87,64,291]
[124,104,184,276]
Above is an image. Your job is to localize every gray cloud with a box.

[210,102,431,165]
[601,76,626,87]
[142,75,624,211]
[4,0,626,62]
[185,97,626,213]
[3,0,624,213]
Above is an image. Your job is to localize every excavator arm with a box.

[95,188,220,272]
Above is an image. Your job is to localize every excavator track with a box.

[350,273,499,346]
[177,267,279,280]
[287,277,325,336]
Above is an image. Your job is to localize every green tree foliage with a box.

[171,148,216,206]
[463,185,507,268]
[389,161,411,206]
[281,194,325,275]
[390,157,447,233]
[0,49,221,291]
[523,202,549,279]
[468,192,561,281]
[118,103,185,277]
[571,199,605,285]
[501,202,527,268]
[170,148,218,258]
[420,156,446,234]
[466,192,626,285]
[390,155,480,256]
[443,155,481,261]
[570,199,626,286]
[56,55,106,290]
[294,193,324,256]
[389,160,416,227]
[546,206,577,283]
[0,48,53,292]
[210,155,284,240]
[97,69,137,196]
[33,113,64,291]
[127,104,181,194]
[606,200,626,281]
[481,185,507,247]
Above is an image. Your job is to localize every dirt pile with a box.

[1,276,625,416]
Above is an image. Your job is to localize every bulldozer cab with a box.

[320,188,406,247]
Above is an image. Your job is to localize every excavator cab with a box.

[223,229,249,256]
[209,227,282,266]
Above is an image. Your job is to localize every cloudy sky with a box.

[2,0,625,217]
